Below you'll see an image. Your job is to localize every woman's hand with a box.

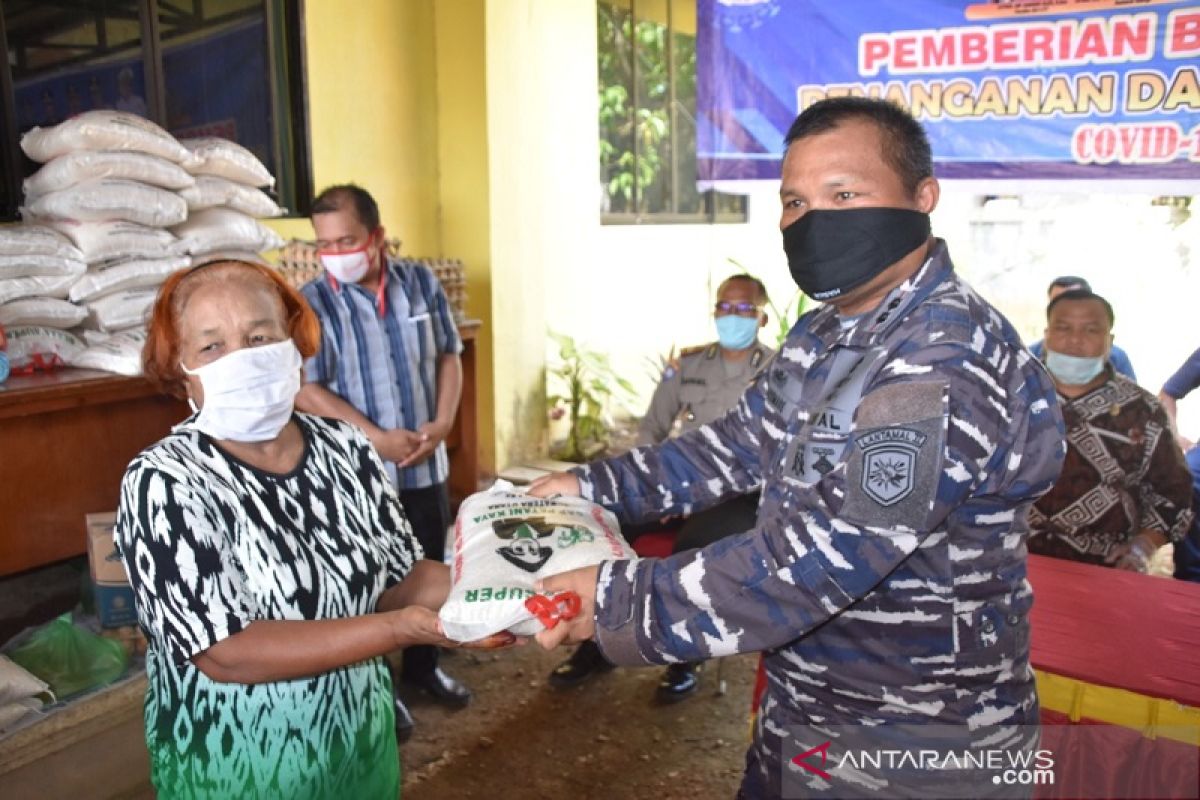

[377,559,451,613]
[387,605,458,649]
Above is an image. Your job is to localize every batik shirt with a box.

[1028,372,1193,565]
[575,241,1066,797]
[116,414,419,800]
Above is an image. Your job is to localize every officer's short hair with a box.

[1046,288,1114,327]
[1047,275,1091,296]
[783,97,933,197]
[719,274,769,306]
[312,184,381,231]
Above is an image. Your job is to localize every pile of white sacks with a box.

[0,110,284,376]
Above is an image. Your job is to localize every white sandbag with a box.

[439,484,635,642]
[0,297,87,329]
[69,331,145,376]
[170,208,284,256]
[20,110,189,164]
[181,137,274,188]
[85,288,158,332]
[23,151,195,197]
[3,326,85,371]
[178,175,285,217]
[46,220,177,264]
[68,255,189,303]
[0,224,84,260]
[0,253,87,280]
[0,266,86,305]
[26,179,188,228]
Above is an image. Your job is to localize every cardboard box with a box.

[85,512,137,629]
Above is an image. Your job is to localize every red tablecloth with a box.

[1027,554,1200,707]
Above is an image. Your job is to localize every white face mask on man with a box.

[180,340,302,442]
[319,243,372,284]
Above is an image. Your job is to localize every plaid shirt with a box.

[301,257,463,489]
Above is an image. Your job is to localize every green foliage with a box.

[547,331,636,462]
[597,2,696,214]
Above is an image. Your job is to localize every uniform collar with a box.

[803,238,953,349]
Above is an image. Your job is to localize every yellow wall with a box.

[268,0,441,256]
[483,0,599,468]
[433,0,496,475]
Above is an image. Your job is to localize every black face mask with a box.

[782,207,931,301]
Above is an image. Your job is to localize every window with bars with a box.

[598,0,746,224]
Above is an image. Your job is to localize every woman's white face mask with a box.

[181,340,302,442]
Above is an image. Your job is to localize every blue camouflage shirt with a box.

[575,240,1065,796]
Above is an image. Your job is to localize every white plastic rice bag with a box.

[69,329,146,376]
[0,253,87,280]
[3,326,85,371]
[439,484,635,642]
[178,175,285,217]
[68,255,189,303]
[170,208,284,255]
[45,220,178,264]
[26,179,188,228]
[0,265,86,305]
[0,297,87,329]
[23,151,195,196]
[180,137,274,188]
[20,110,190,164]
[0,224,83,260]
[85,288,158,332]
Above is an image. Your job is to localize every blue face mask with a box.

[1044,349,1105,386]
[715,314,760,351]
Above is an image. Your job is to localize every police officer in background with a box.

[530,96,1065,798]
[549,274,775,700]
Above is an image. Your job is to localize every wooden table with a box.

[0,369,188,576]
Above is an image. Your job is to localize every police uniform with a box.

[638,342,774,446]
[572,240,1066,797]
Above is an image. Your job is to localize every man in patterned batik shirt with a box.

[1029,289,1193,571]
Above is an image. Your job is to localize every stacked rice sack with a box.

[173,137,285,262]
[9,111,284,376]
[0,224,88,372]
[16,111,194,374]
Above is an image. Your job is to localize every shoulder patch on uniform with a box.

[679,344,708,358]
[840,381,947,528]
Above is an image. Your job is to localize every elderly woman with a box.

[116,259,468,798]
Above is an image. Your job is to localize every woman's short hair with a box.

[142,260,321,399]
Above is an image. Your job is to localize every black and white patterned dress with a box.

[116,413,420,799]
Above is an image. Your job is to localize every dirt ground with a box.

[395,645,759,800]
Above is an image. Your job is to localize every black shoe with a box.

[402,667,472,709]
[547,640,614,689]
[655,662,700,704]
[394,695,415,744]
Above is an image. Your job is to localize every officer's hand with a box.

[527,471,581,498]
[397,421,449,468]
[533,565,599,649]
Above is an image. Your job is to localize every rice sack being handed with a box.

[439,484,635,642]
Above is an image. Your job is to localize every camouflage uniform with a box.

[638,342,774,445]
[573,241,1066,797]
